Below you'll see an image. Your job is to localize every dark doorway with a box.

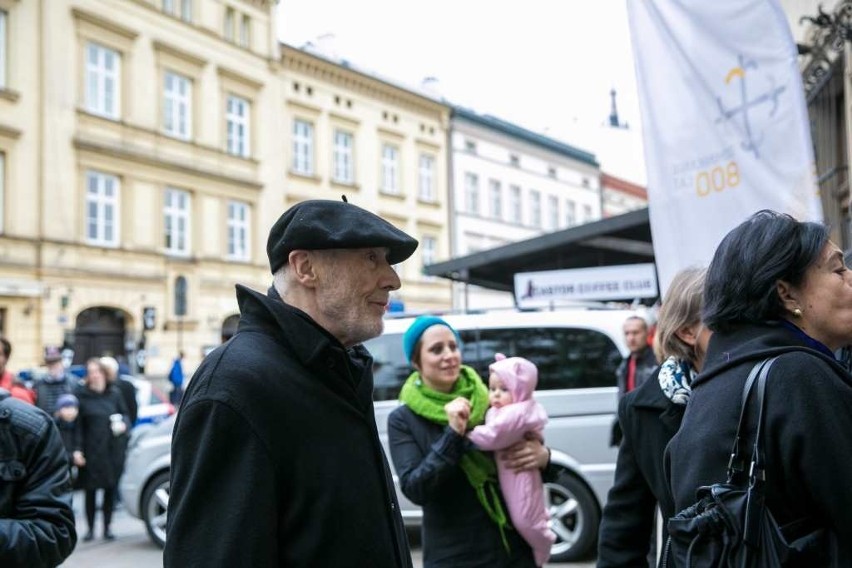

[73,307,128,364]
[221,314,239,343]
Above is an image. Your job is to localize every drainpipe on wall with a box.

[35,0,46,355]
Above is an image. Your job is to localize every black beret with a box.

[267,200,419,273]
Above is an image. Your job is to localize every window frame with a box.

[0,9,7,90]
[509,185,521,224]
[332,129,354,184]
[418,153,435,202]
[226,94,250,158]
[381,143,400,195]
[164,187,191,256]
[464,172,479,214]
[85,170,120,248]
[84,42,121,119]
[292,119,314,175]
[488,179,502,220]
[163,70,192,140]
[530,190,541,227]
[226,200,249,261]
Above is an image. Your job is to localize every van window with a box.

[366,326,620,401]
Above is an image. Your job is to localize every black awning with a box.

[424,208,654,293]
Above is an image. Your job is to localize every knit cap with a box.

[402,316,461,364]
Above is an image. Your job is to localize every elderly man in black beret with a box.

[165,199,417,568]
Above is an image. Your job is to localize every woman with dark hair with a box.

[666,210,852,564]
[597,267,709,567]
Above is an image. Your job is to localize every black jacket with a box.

[666,323,852,565]
[0,390,76,567]
[388,405,536,568]
[615,347,657,399]
[165,285,412,568]
[73,384,129,490]
[598,366,684,567]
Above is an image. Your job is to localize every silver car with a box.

[120,308,631,560]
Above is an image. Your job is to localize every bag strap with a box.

[726,358,774,482]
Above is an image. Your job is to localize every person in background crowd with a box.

[667,210,852,565]
[597,267,709,567]
[100,356,138,427]
[166,199,418,567]
[34,345,76,414]
[610,316,657,447]
[0,337,36,404]
[467,353,555,567]
[167,351,184,406]
[0,387,77,566]
[388,316,552,568]
[73,358,130,542]
[54,393,80,482]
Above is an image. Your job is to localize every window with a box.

[163,71,192,140]
[381,144,399,194]
[85,42,121,119]
[418,154,435,202]
[0,10,7,90]
[239,15,250,48]
[174,276,188,316]
[509,185,521,224]
[583,204,593,222]
[227,201,249,261]
[85,171,120,247]
[224,7,235,41]
[465,140,477,153]
[489,180,502,219]
[421,235,436,271]
[510,154,520,167]
[292,119,314,175]
[332,130,354,184]
[163,0,191,21]
[548,166,557,179]
[164,188,191,256]
[464,173,479,214]
[565,200,576,226]
[548,195,559,230]
[530,190,541,227]
[226,95,250,157]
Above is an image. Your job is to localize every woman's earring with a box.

[793,308,803,318]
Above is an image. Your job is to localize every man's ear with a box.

[776,280,800,314]
[288,250,320,289]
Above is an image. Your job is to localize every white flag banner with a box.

[627,0,822,296]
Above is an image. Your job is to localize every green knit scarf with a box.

[399,365,510,552]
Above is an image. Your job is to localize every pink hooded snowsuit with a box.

[467,354,554,567]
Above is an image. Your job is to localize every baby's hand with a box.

[444,397,471,435]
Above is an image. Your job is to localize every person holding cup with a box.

[73,357,130,542]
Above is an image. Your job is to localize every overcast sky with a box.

[276,0,648,184]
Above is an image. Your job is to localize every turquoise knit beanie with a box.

[403,316,461,364]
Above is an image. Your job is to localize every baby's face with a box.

[488,373,513,409]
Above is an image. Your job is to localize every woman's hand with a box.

[500,436,549,472]
[444,397,471,435]
[73,450,86,467]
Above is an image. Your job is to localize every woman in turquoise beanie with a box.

[388,315,551,567]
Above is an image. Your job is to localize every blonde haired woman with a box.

[597,267,709,567]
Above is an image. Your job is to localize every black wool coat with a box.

[388,405,536,568]
[666,323,852,566]
[615,347,658,400]
[165,285,412,568]
[597,366,684,568]
[73,384,129,490]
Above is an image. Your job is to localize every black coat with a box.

[666,323,852,565]
[165,285,412,568]
[73,384,129,490]
[597,366,684,567]
[615,346,658,399]
[0,391,76,567]
[388,405,536,568]
[114,377,138,426]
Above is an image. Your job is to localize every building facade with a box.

[601,172,648,218]
[279,44,453,314]
[448,107,602,310]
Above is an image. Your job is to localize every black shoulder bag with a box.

[666,357,829,567]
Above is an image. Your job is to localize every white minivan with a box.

[363,308,634,562]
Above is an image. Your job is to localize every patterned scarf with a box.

[657,356,696,405]
[399,365,510,551]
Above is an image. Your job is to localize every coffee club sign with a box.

[514,263,658,308]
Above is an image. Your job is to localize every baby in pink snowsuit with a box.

[467,354,554,567]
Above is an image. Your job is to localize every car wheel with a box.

[141,470,170,549]
[545,469,600,562]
